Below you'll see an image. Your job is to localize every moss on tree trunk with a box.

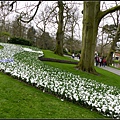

[54,1,64,56]
[76,2,100,74]
[77,1,120,74]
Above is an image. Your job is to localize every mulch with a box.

[38,57,79,65]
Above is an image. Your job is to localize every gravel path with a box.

[98,66,120,76]
[64,55,120,76]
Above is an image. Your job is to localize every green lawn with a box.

[43,50,120,89]
[0,72,106,118]
[42,49,77,61]
[0,49,120,118]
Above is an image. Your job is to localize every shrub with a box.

[8,37,32,46]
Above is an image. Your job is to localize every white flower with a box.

[102,105,108,112]
[1,42,120,119]
[73,93,79,101]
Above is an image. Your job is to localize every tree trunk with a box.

[76,1,120,74]
[54,1,64,56]
[76,2,100,74]
[106,24,120,65]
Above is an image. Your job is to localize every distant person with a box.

[77,53,80,60]
[95,55,99,66]
[99,57,103,67]
[72,53,75,59]
[103,58,107,67]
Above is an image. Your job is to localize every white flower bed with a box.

[0,42,120,118]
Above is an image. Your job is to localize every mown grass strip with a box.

[0,72,106,118]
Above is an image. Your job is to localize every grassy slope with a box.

[0,72,106,118]
[42,49,77,61]
[0,48,119,118]
[43,50,120,89]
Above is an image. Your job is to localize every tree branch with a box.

[104,2,118,26]
[9,1,17,11]
[99,5,120,20]
[18,1,42,23]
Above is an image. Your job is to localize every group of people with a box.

[95,55,107,67]
[71,53,107,67]
[72,53,81,60]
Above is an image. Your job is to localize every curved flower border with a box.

[0,42,120,119]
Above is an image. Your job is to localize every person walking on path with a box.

[72,53,75,59]
[99,56,103,67]
[102,57,107,67]
[95,55,99,66]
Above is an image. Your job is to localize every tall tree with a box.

[11,15,27,38]
[27,26,36,45]
[77,1,120,74]
[106,24,120,65]
[34,3,55,48]
[54,1,64,56]
[64,4,80,53]
[105,1,120,65]
[96,2,113,57]
[97,24,114,57]
[0,1,11,42]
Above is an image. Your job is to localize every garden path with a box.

[64,55,120,76]
[98,66,120,76]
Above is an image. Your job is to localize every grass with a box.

[0,72,106,118]
[0,48,120,118]
[42,49,77,61]
[0,45,3,49]
[42,50,120,89]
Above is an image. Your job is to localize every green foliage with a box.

[0,31,11,37]
[40,32,54,50]
[0,45,3,49]
[8,37,32,46]
[113,60,120,63]
[102,24,120,40]
[63,48,71,56]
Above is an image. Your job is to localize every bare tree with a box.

[107,24,120,65]
[54,1,64,56]
[64,4,80,53]
[34,3,56,48]
[8,1,42,23]
[76,1,120,74]
[50,1,81,55]
[104,1,120,65]
[96,2,112,56]
[6,1,81,56]
[0,1,12,42]
[97,1,120,65]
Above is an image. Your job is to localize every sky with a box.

[2,1,120,40]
